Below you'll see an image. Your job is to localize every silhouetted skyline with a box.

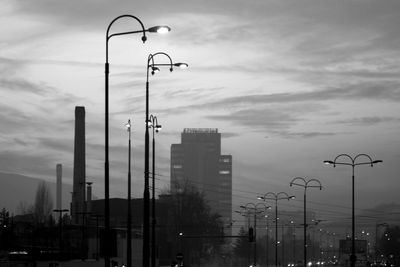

[0,0,399,232]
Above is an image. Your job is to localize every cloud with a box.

[221,132,241,138]
[273,131,337,139]
[207,108,299,131]
[334,116,400,126]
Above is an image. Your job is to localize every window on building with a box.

[219,170,230,175]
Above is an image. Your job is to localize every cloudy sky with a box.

[1,0,400,230]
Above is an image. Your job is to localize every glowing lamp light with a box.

[174,63,189,69]
[147,26,171,34]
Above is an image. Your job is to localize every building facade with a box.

[170,128,232,232]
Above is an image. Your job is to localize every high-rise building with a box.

[170,128,232,232]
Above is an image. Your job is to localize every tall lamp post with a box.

[324,154,382,267]
[265,215,270,267]
[125,119,132,267]
[258,192,295,267]
[290,177,322,267]
[105,14,170,267]
[148,114,162,267]
[144,52,188,267]
[240,203,271,267]
[53,209,69,261]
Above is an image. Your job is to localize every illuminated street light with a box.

[125,119,132,267]
[258,192,295,267]
[290,177,322,267]
[148,114,161,267]
[144,52,188,267]
[240,203,271,267]
[104,15,170,267]
[324,154,382,267]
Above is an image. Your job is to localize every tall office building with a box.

[170,128,232,231]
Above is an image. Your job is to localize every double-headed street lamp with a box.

[125,120,132,267]
[240,203,271,267]
[258,192,295,267]
[105,15,170,267]
[324,154,382,267]
[148,114,162,267]
[290,177,322,267]
[144,52,188,267]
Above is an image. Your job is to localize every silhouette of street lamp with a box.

[240,203,271,267]
[53,209,69,261]
[258,192,295,267]
[144,52,188,267]
[324,154,382,267]
[147,114,161,267]
[105,14,170,267]
[265,215,271,267]
[125,119,132,267]
[290,177,322,267]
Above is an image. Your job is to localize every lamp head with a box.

[146,119,153,127]
[141,35,147,43]
[151,66,160,75]
[156,124,162,133]
[372,160,383,165]
[125,120,131,131]
[324,160,335,167]
[148,25,171,34]
[174,63,189,69]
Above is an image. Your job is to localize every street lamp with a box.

[290,177,322,267]
[144,52,188,267]
[53,209,69,261]
[240,203,271,267]
[324,154,382,267]
[105,14,170,267]
[125,119,132,267]
[265,215,271,267]
[148,114,162,267]
[258,192,294,267]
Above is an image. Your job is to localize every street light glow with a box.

[174,63,189,69]
[125,120,131,130]
[147,25,171,34]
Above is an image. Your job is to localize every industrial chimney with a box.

[56,163,62,211]
[72,106,86,224]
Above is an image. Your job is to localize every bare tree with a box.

[33,181,54,225]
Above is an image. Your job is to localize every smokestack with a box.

[72,106,86,224]
[56,164,62,210]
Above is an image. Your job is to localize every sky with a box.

[1,0,400,232]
